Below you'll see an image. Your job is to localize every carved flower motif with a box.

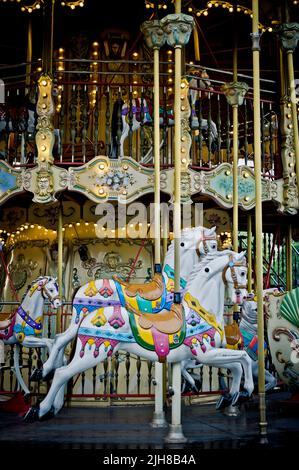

[97,170,134,192]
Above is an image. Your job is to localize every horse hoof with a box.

[23,406,39,423]
[231,392,240,406]
[235,391,251,405]
[30,368,43,382]
[40,408,55,421]
[43,370,54,382]
[216,393,233,410]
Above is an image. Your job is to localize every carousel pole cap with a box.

[154,263,162,274]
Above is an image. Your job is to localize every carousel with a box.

[0,0,299,448]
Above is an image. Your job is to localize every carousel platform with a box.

[0,391,298,451]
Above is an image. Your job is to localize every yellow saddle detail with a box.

[184,292,224,341]
[84,281,98,297]
[91,308,107,327]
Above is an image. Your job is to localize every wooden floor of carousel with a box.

[0,391,299,449]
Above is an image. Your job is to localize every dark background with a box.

[0,0,298,79]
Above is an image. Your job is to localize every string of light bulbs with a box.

[0,0,85,13]
[187,2,272,32]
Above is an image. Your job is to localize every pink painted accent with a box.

[183,329,217,356]
[78,334,119,358]
[99,279,114,298]
[152,329,170,362]
[108,305,125,328]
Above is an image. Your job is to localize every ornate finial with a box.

[221,81,249,107]
[277,23,299,52]
[161,13,195,47]
[141,20,166,49]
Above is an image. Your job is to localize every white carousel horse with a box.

[25,251,254,421]
[30,225,218,383]
[0,276,62,395]
[181,292,278,394]
[240,295,277,392]
[111,69,218,159]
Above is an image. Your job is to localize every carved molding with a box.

[140,20,166,49]
[277,23,299,52]
[221,81,249,107]
[161,13,195,47]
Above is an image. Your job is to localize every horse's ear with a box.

[209,226,216,234]
[236,251,246,261]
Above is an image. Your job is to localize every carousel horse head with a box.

[222,252,248,306]
[187,250,248,306]
[178,225,217,254]
[28,276,61,309]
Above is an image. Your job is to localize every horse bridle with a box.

[196,234,217,256]
[222,255,247,291]
[39,279,61,304]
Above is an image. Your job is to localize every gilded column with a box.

[141,19,167,429]
[162,2,194,444]
[222,81,248,252]
[251,0,267,444]
[278,23,299,207]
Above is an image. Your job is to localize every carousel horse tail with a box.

[14,343,30,396]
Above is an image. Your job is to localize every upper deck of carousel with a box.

[0,0,298,213]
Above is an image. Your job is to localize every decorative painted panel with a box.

[0,161,22,203]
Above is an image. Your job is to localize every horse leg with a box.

[181,360,202,392]
[264,369,277,392]
[195,348,254,407]
[13,343,30,395]
[33,324,78,381]
[28,343,111,421]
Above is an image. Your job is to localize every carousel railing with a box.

[0,300,226,404]
[0,60,281,179]
[240,231,299,291]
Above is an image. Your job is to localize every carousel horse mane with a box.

[185,249,242,290]
[21,276,55,301]
[185,251,220,290]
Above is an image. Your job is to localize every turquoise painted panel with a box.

[0,165,18,194]
[210,174,255,200]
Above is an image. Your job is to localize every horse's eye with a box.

[241,272,245,277]
[180,242,185,247]
[205,268,209,273]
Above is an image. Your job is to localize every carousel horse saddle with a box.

[130,302,183,336]
[224,321,243,350]
[0,312,15,331]
[113,273,163,301]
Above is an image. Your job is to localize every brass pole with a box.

[232,104,239,252]
[193,25,200,62]
[232,3,238,252]
[50,0,55,75]
[25,18,32,91]
[154,46,161,267]
[252,0,267,444]
[247,214,253,293]
[57,203,63,334]
[287,51,299,199]
[153,44,166,427]
[174,0,182,298]
[166,0,187,444]
[286,224,293,291]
